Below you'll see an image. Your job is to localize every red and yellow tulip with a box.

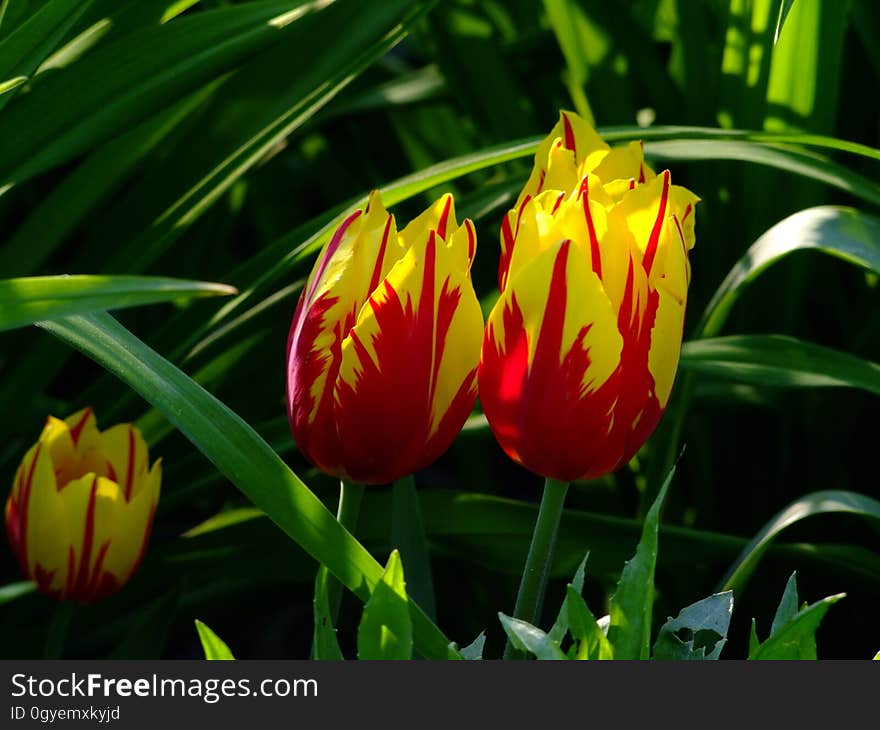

[5,408,161,602]
[286,191,483,484]
[480,111,699,482]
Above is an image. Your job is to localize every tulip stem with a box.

[503,478,570,660]
[43,601,74,659]
[326,479,365,622]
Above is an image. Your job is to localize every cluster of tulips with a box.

[5,111,697,607]
[287,110,698,485]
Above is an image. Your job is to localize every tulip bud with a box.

[480,112,699,482]
[286,191,483,484]
[5,408,161,602]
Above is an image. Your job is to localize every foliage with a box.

[0,0,877,660]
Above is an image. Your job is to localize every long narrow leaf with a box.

[38,312,455,660]
[0,275,236,332]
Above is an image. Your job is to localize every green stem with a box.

[326,479,365,622]
[503,477,570,659]
[391,475,436,620]
[43,601,74,659]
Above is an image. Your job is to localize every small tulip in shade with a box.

[5,409,161,603]
[286,191,483,484]
[480,111,699,482]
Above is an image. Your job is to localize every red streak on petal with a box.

[286,290,347,477]
[638,164,646,184]
[464,219,476,268]
[69,407,92,447]
[437,196,452,240]
[480,236,668,481]
[105,459,117,483]
[333,235,476,482]
[562,113,576,154]
[500,214,515,292]
[304,209,362,308]
[551,191,565,214]
[580,179,602,278]
[367,214,394,295]
[642,170,670,275]
[535,169,546,195]
[69,476,98,601]
[6,443,41,574]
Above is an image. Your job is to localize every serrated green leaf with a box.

[750,593,845,660]
[653,592,733,661]
[565,586,612,661]
[0,275,236,332]
[498,613,568,660]
[771,573,800,636]
[459,632,486,661]
[357,550,412,661]
[549,552,588,644]
[312,566,344,661]
[195,619,235,660]
[607,466,675,660]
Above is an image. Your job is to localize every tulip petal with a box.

[334,227,481,483]
[286,192,400,476]
[99,424,151,501]
[480,239,624,481]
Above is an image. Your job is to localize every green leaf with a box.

[391,475,436,620]
[112,0,432,276]
[498,614,568,660]
[0,581,36,605]
[312,566,344,661]
[195,619,235,660]
[750,593,845,660]
[0,85,215,276]
[542,0,596,123]
[774,0,797,44]
[357,550,412,660]
[722,490,880,595]
[0,275,236,332]
[679,335,880,395]
[0,0,94,111]
[698,206,880,337]
[39,312,455,660]
[771,573,801,636]
[548,552,588,644]
[653,592,733,660]
[565,587,612,661]
[458,632,486,661]
[0,0,326,188]
[607,466,675,660]
[646,141,880,208]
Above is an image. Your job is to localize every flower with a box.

[286,191,483,484]
[5,408,161,602]
[479,111,699,482]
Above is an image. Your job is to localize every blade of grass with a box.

[0,275,236,332]
[680,335,880,395]
[722,490,880,595]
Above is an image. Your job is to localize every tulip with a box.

[480,112,699,482]
[5,408,161,603]
[286,191,483,484]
